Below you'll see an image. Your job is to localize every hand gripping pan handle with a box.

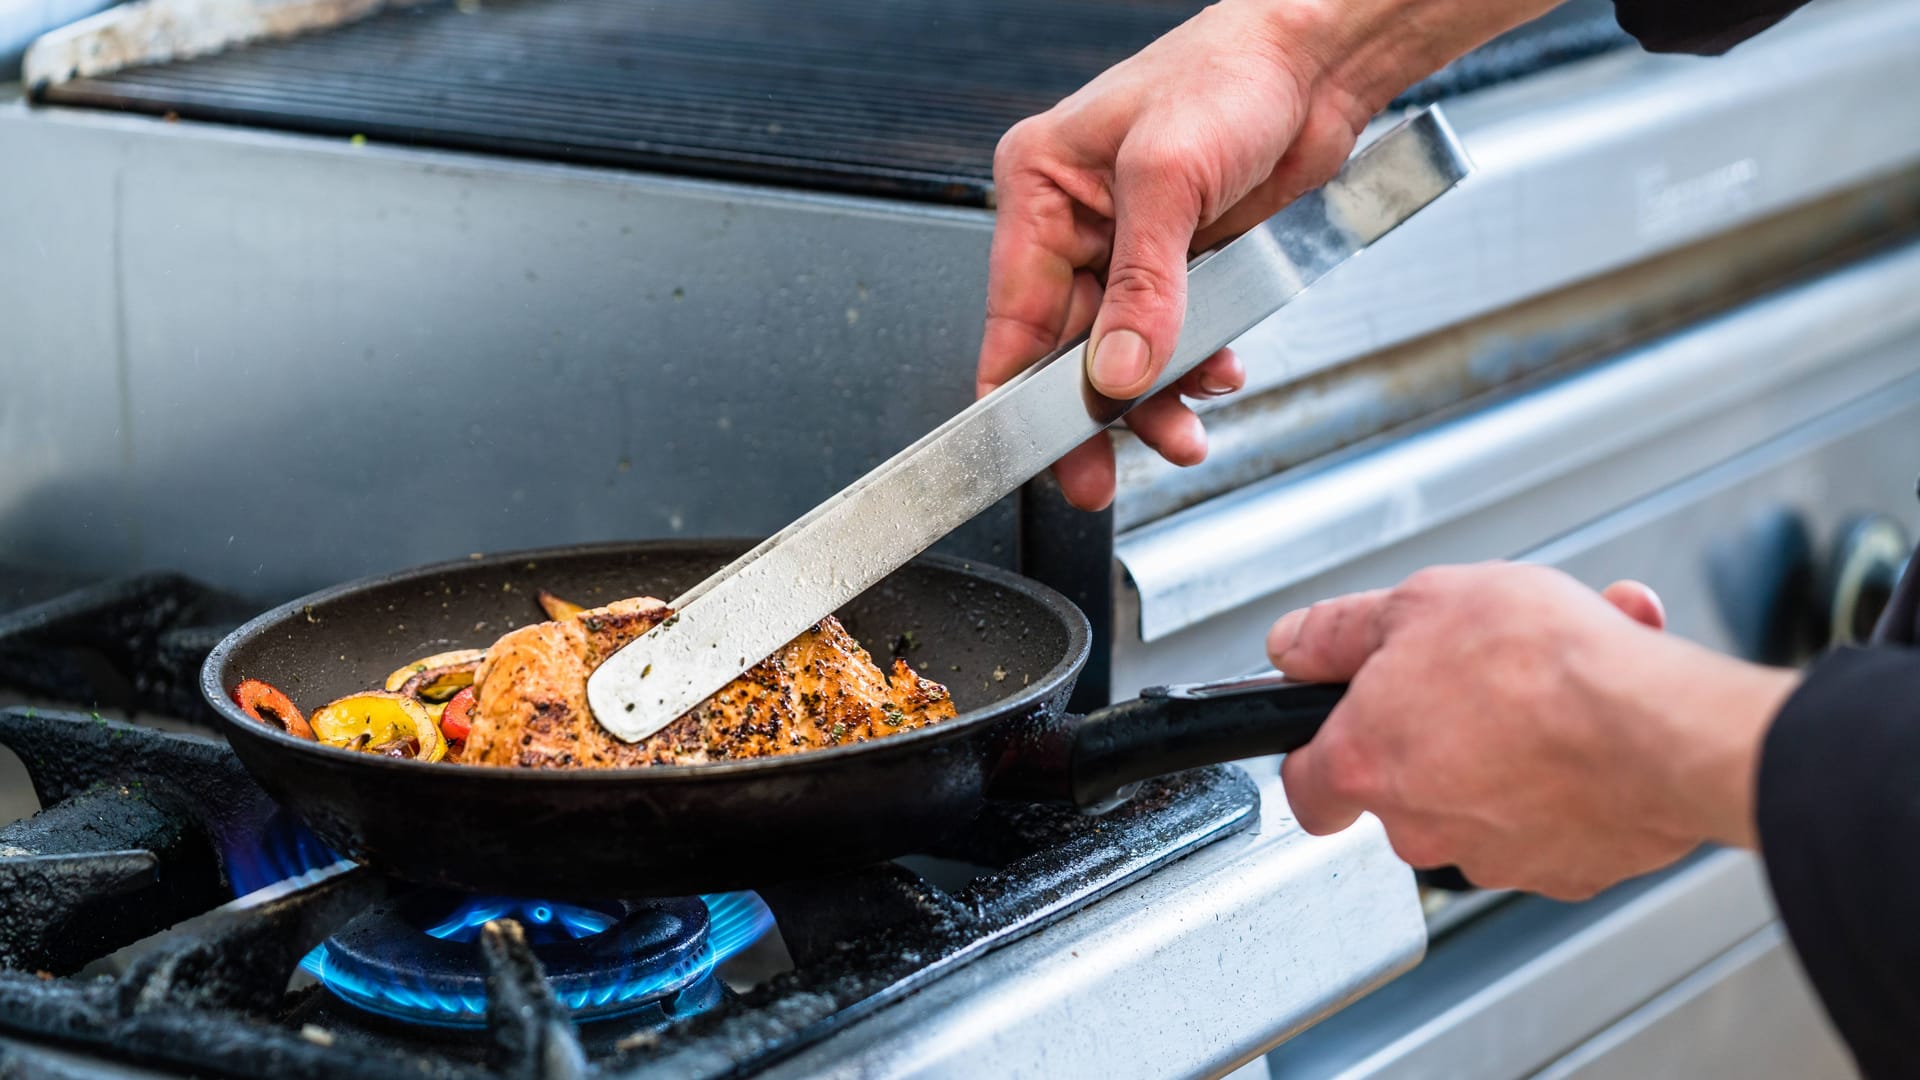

[589,107,1472,741]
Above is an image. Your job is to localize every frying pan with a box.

[202,540,1343,898]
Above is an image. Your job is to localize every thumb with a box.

[1088,144,1202,400]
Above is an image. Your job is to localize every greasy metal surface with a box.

[202,539,1100,895]
[591,109,1469,739]
[754,759,1422,1080]
[30,0,1617,205]
[1117,240,1920,644]
[5,1,1918,604]
[1113,165,1920,530]
[606,765,1259,1079]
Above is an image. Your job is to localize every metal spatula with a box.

[589,106,1472,741]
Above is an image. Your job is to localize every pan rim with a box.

[201,538,1091,783]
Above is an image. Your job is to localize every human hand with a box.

[977,0,1563,509]
[1268,563,1800,900]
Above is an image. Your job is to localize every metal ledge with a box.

[1113,166,1920,531]
[758,759,1426,1080]
[1265,849,1784,1079]
[1116,240,1920,642]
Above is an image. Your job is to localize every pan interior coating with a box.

[210,540,1081,766]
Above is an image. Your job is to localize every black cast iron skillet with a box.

[202,540,1344,898]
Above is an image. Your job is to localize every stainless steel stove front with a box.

[1112,241,1920,1078]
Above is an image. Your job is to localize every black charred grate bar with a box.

[0,569,255,722]
[37,0,1628,205]
[0,710,272,974]
[0,705,1259,1077]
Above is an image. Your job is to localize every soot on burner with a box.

[228,810,775,1028]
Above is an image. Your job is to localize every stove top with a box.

[0,567,1264,1078]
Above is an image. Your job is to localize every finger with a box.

[1051,264,1119,508]
[1052,435,1116,512]
[1123,391,1207,467]
[976,173,1106,396]
[1056,270,1102,348]
[1087,137,1203,400]
[1175,348,1244,400]
[1280,739,1366,835]
[1266,589,1392,682]
[1602,580,1667,631]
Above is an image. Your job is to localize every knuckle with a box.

[1283,600,1337,663]
[994,119,1040,166]
[1101,258,1180,312]
[1116,129,1187,176]
[1399,565,1460,601]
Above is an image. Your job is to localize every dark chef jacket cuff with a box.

[1612,0,1811,55]
[1757,646,1920,1079]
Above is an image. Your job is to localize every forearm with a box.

[1619,640,1796,851]
[1243,0,1567,124]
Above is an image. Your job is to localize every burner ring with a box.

[316,892,714,1028]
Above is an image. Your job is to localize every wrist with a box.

[1247,0,1566,120]
[1645,649,1799,850]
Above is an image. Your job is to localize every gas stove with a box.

[0,570,1421,1079]
[7,0,1917,1073]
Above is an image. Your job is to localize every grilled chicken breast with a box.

[466,597,956,768]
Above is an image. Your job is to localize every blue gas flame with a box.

[224,810,339,898]
[225,810,774,1026]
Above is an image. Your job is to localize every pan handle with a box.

[1067,673,1347,811]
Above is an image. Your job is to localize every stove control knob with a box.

[1825,514,1910,646]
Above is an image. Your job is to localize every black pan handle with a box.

[1067,673,1347,811]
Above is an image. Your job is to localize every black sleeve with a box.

[1758,646,1920,1079]
[1612,0,1814,55]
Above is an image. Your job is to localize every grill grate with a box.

[37,0,1629,205]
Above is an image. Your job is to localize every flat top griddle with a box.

[36,0,1628,205]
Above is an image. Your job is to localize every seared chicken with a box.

[466,597,956,768]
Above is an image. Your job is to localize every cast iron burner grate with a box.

[0,565,256,723]
[0,565,1261,1079]
[34,0,1630,205]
